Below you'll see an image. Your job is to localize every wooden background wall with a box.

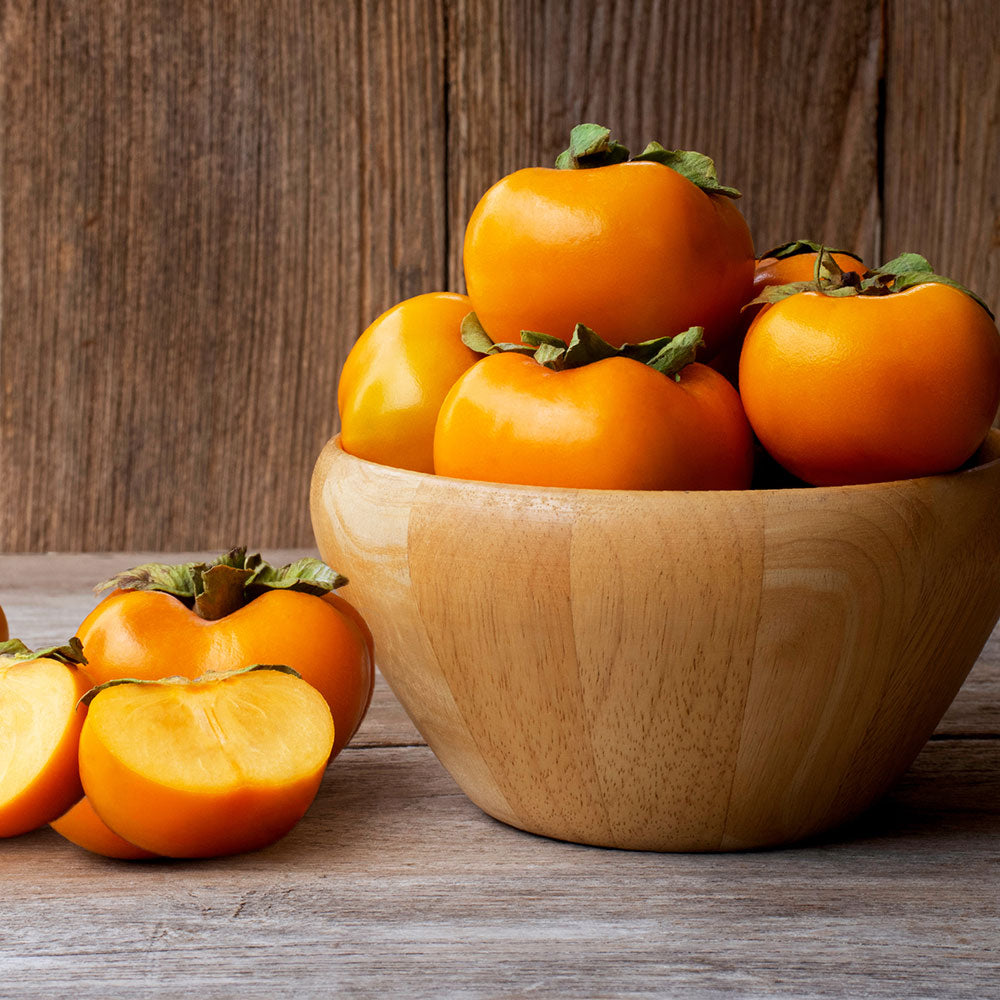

[0,0,996,552]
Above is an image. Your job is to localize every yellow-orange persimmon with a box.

[740,252,1000,485]
[51,795,159,860]
[0,640,91,838]
[79,666,334,859]
[77,550,373,759]
[464,125,754,359]
[338,291,479,473]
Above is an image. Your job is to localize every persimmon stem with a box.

[94,549,348,620]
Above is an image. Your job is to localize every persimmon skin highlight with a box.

[79,669,335,859]
[434,353,753,490]
[739,283,1000,486]
[0,657,91,838]
[464,163,754,358]
[77,587,373,758]
[51,795,159,860]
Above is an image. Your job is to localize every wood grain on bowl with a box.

[311,433,1000,851]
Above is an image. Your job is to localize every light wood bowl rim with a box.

[324,428,1000,498]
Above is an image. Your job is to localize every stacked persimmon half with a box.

[339,124,1000,490]
[0,550,373,860]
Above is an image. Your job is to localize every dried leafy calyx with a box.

[79,663,302,708]
[95,548,348,622]
[554,123,741,199]
[0,637,88,666]
[750,248,995,320]
[759,239,863,263]
[462,312,703,381]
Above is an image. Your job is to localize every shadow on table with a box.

[809,735,1000,849]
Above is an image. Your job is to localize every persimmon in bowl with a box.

[311,431,1000,851]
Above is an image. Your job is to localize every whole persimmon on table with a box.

[1,551,998,999]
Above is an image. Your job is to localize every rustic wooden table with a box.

[2,552,999,998]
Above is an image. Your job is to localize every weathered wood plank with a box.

[445,0,881,292]
[0,1,447,552]
[1,739,999,999]
[2,554,999,995]
[883,0,1000,305]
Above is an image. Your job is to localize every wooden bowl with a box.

[311,431,1000,851]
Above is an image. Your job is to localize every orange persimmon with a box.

[435,323,753,490]
[77,549,373,759]
[750,240,867,297]
[51,795,159,860]
[739,251,1000,485]
[79,666,334,858]
[711,240,869,385]
[0,640,91,838]
[464,124,754,358]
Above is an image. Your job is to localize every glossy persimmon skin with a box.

[434,353,754,490]
[739,284,1000,485]
[79,670,334,858]
[0,657,91,837]
[463,163,754,357]
[712,251,869,385]
[77,588,373,758]
[339,291,479,473]
[51,795,159,860]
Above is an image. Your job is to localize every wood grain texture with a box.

[445,0,882,291]
[0,0,447,552]
[312,432,1000,851]
[884,0,1000,306]
[2,552,1000,997]
[2,742,1000,998]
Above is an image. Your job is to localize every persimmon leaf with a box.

[761,239,863,262]
[555,124,630,169]
[0,637,87,666]
[632,142,741,199]
[644,326,704,380]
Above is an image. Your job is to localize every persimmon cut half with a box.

[0,656,90,837]
[79,666,334,859]
[51,795,158,861]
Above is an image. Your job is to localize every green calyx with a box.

[95,547,347,622]
[749,248,995,319]
[0,637,88,666]
[554,123,741,199]
[461,312,703,381]
[759,239,864,263]
[79,663,302,708]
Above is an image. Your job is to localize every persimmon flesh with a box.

[80,668,334,858]
[0,656,90,837]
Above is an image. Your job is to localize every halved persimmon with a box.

[0,639,92,838]
[78,549,373,758]
[51,795,159,860]
[79,665,334,858]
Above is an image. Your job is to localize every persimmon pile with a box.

[338,124,1000,490]
[1,550,373,861]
